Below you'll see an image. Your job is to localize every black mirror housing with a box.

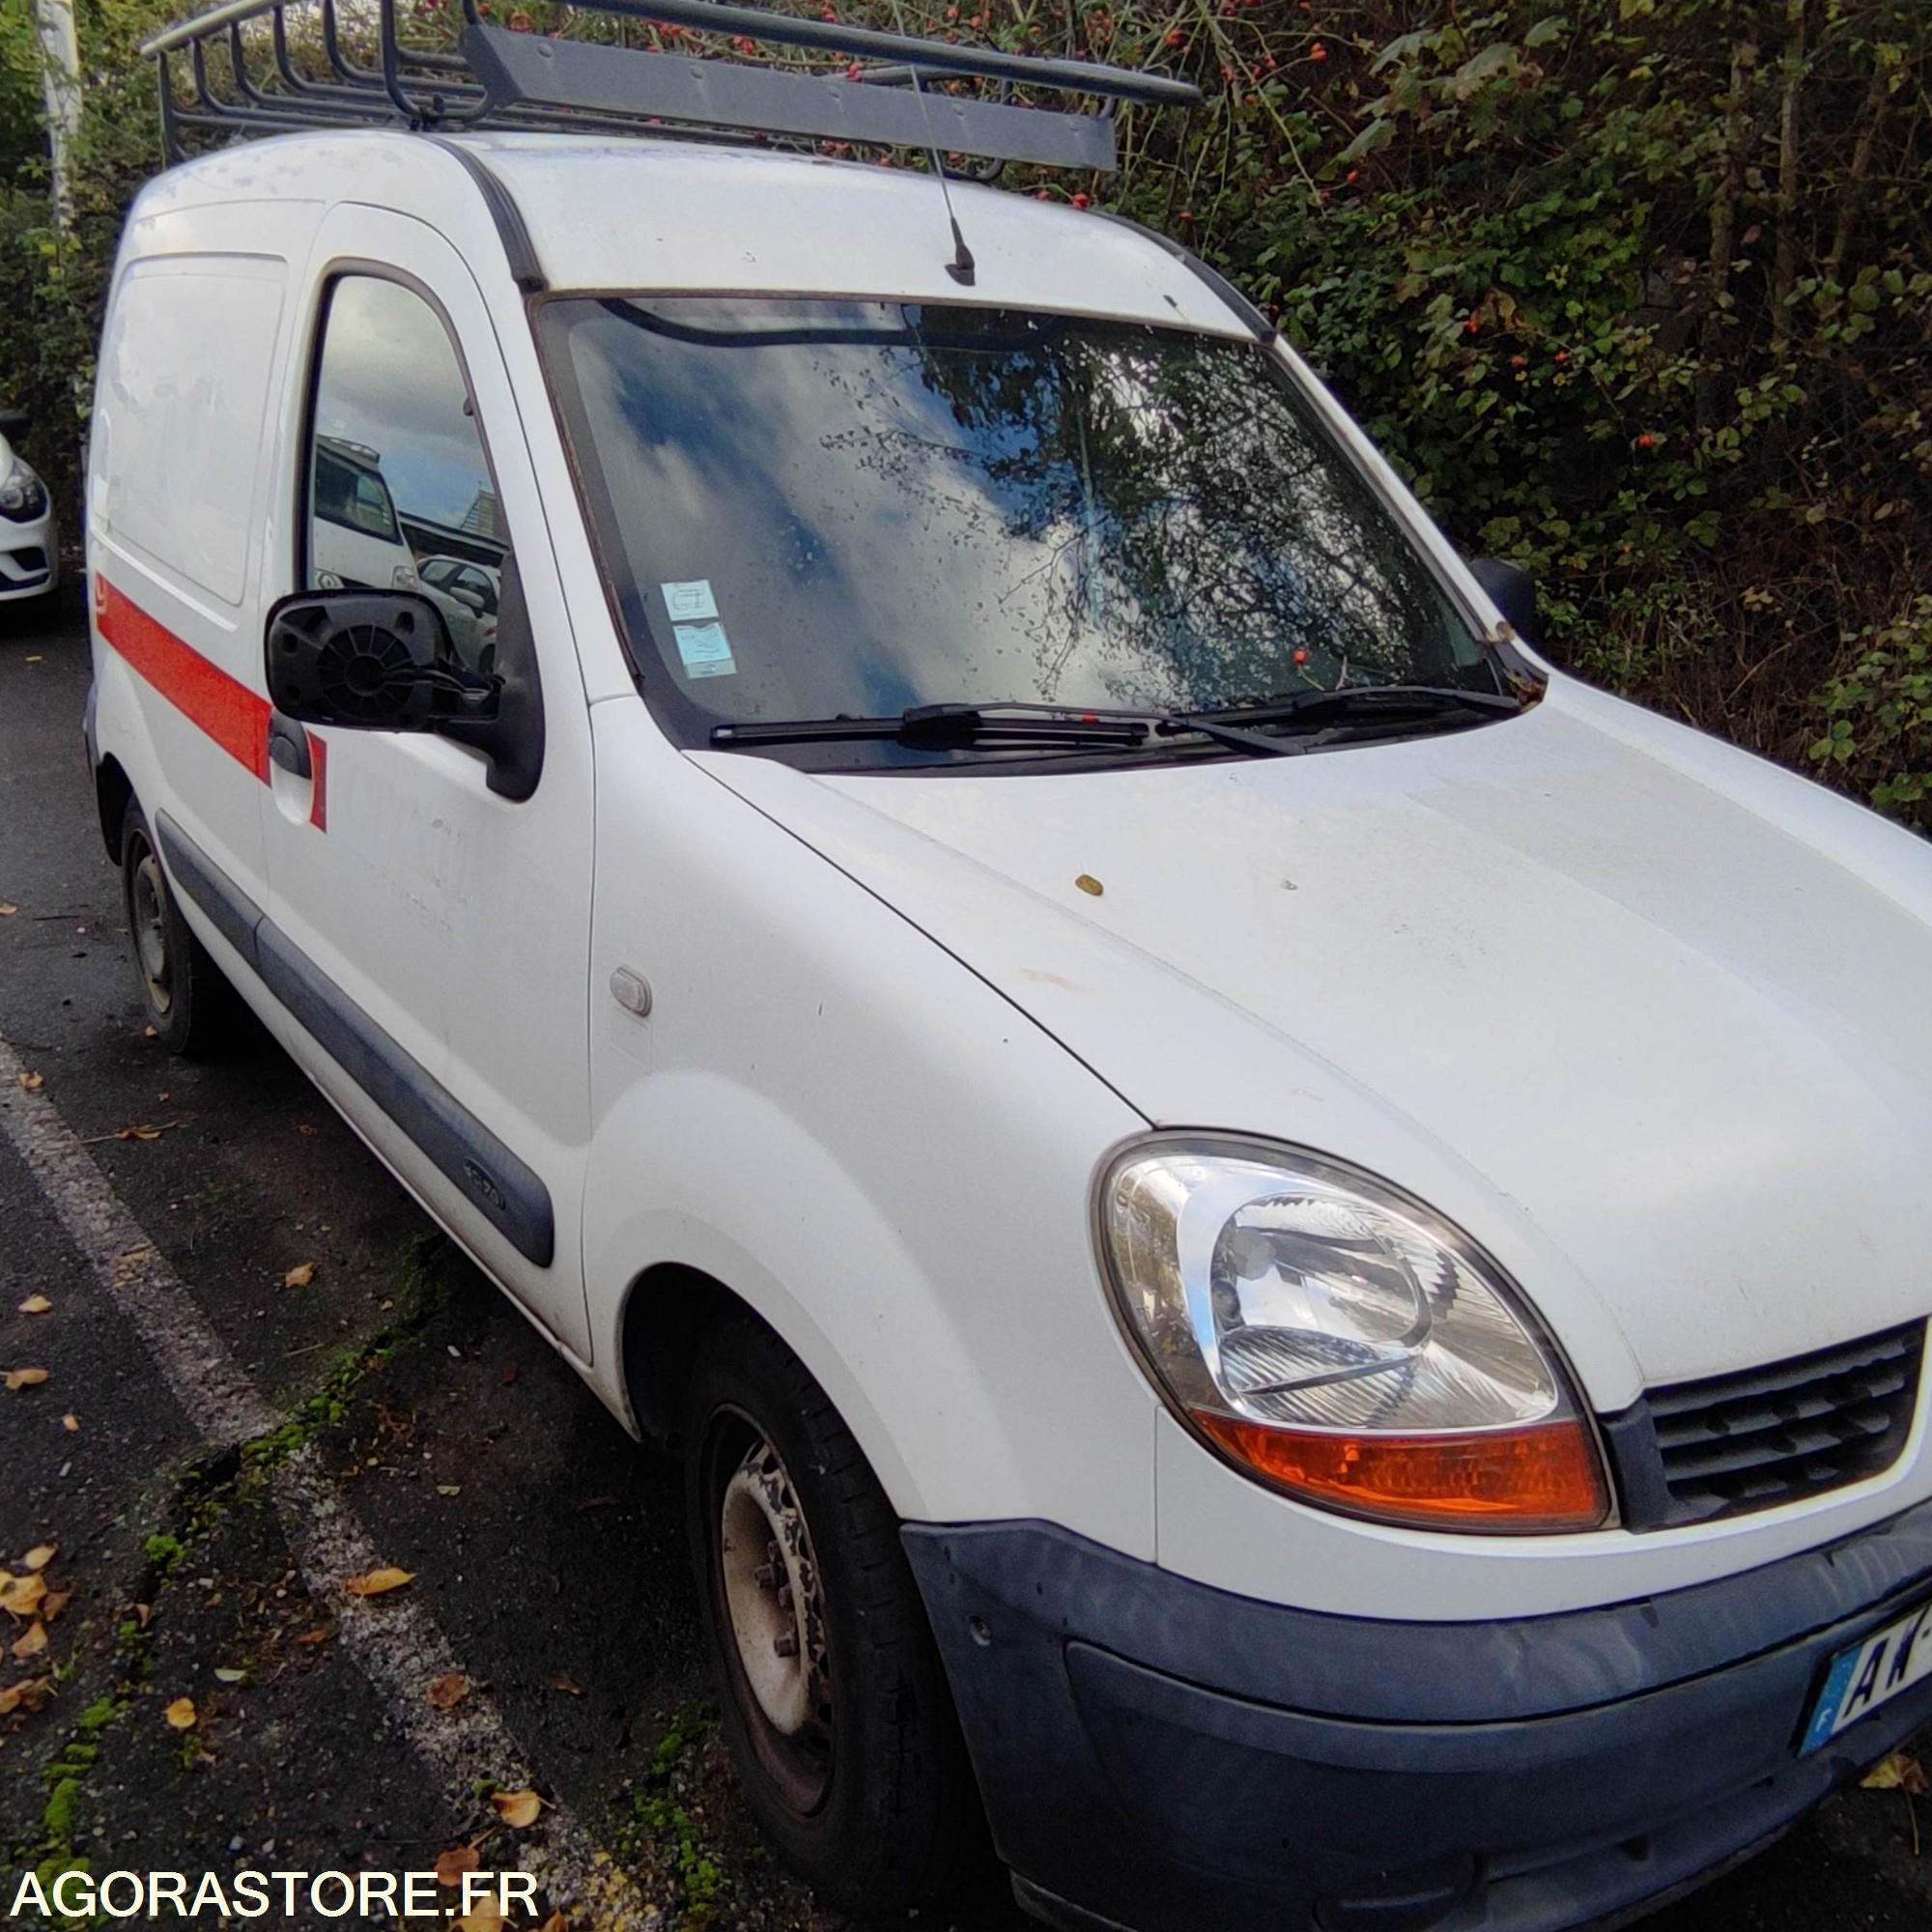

[1467,556,1540,645]
[265,591,497,730]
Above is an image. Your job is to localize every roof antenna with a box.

[889,0,976,285]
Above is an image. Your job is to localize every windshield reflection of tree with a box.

[824,331,1460,711]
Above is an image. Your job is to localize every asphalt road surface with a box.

[2,588,1927,1930]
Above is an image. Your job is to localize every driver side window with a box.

[304,275,510,673]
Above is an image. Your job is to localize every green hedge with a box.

[4,1,1927,822]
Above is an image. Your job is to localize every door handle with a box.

[267,710,312,781]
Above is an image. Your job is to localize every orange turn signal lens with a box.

[1192,1411,1610,1533]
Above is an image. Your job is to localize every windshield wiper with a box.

[1180,684,1522,730]
[709,686,1520,757]
[710,701,1302,756]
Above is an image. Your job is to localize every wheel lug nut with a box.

[776,1584,792,1610]
[753,1562,778,1589]
[773,1632,798,1658]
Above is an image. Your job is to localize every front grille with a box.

[1606,1322,1924,1530]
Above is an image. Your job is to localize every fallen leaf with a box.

[436,1485,462,1497]
[539,1915,567,1932]
[121,1125,163,1142]
[1862,1750,1929,1795]
[294,1624,334,1646]
[0,1676,52,1715]
[132,1603,151,1630]
[282,1262,316,1289]
[426,1671,471,1710]
[549,1673,584,1697]
[491,1788,543,1829]
[343,1566,413,1598]
[4,1369,50,1392]
[1074,872,1104,896]
[40,1592,70,1624]
[61,1414,78,1434]
[23,1546,55,1573]
[16,1071,43,1093]
[11,1622,46,1660]
[434,1845,480,1886]
[142,1024,158,1038]
[23,655,42,665]
[164,1695,197,1730]
[16,1295,51,1315]
[213,1667,246,1685]
[0,1574,46,1618]
[0,904,15,917]
[498,1360,519,1385]
[456,1905,505,1932]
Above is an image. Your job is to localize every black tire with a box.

[120,804,239,1057]
[685,1316,982,1913]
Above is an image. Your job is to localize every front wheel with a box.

[685,1317,981,1913]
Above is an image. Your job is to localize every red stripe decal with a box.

[98,578,327,831]
[307,731,328,831]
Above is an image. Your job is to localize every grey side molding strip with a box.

[157,811,264,971]
[156,814,555,1267]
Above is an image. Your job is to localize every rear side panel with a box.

[89,200,318,917]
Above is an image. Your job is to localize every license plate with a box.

[1800,1593,1932,1753]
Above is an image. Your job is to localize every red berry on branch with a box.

[1310,42,1328,62]
[1072,191,1091,209]
[1635,433,1656,449]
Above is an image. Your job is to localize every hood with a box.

[696,685,1932,1400]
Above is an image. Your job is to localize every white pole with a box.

[34,0,82,233]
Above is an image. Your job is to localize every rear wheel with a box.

[685,1316,981,1913]
[120,806,239,1057]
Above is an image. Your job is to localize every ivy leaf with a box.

[1338,118,1397,164]
[1371,31,1427,73]
[1524,15,1570,49]
[1453,43,1519,97]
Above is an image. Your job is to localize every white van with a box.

[89,5,1932,1929]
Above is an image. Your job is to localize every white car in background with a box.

[0,408,59,617]
[416,554,501,669]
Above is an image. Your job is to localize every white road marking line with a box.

[0,1036,654,1928]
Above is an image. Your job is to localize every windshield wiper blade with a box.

[713,699,1315,757]
[1186,683,1523,730]
[710,702,1151,751]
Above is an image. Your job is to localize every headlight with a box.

[1098,1138,1610,1532]
[0,464,47,522]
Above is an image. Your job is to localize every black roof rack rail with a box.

[140,0,1199,171]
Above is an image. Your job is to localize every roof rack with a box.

[140,0,1200,173]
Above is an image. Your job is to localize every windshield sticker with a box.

[673,620,737,679]
[662,579,720,623]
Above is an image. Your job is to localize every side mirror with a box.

[1467,556,1539,643]
[265,591,498,730]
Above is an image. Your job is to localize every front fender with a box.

[582,708,1160,1557]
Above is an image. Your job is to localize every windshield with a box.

[539,298,1497,764]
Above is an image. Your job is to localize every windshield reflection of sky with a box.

[556,299,1479,724]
